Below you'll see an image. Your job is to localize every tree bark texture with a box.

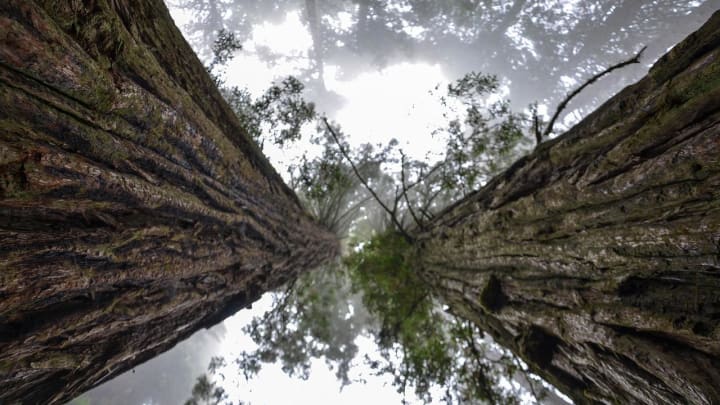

[0,1,338,404]
[418,12,720,405]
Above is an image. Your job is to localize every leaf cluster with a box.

[185,373,232,405]
[234,262,365,386]
[223,76,316,149]
[205,29,317,149]
[345,230,550,404]
[436,72,529,197]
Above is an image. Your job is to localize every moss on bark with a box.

[419,11,720,405]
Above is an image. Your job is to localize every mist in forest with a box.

[68,1,718,404]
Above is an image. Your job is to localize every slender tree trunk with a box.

[0,1,337,404]
[419,12,720,405]
[304,0,326,92]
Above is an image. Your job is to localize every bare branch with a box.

[399,151,424,230]
[404,161,444,194]
[419,206,435,221]
[420,187,444,219]
[542,46,647,140]
[512,355,542,404]
[334,195,373,229]
[393,185,401,216]
[323,118,414,242]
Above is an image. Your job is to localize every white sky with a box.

[217,297,410,404]
[216,10,451,164]
[325,62,448,159]
[225,11,314,95]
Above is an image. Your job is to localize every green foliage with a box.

[346,231,451,400]
[211,29,242,67]
[205,29,243,87]
[235,262,365,386]
[185,374,231,405]
[205,29,316,150]
[436,72,529,197]
[223,77,316,149]
[346,231,427,348]
[345,231,549,404]
[198,30,551,403]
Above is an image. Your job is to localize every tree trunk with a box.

[0,1,337,404]
[418,12,720,405]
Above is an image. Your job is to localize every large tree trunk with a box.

[418,12,720,405]
[0,1,337,404]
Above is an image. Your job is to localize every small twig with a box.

[392,185,401,216]
[419,206,434,221]
[513,355,542,404]
[404,162,444,194]
[542,46,647,140]
[323,118,414,242]
[420,187,444,218]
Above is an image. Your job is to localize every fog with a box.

[68,1,719,404]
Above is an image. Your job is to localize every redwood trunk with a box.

[0,1,337,404]
[419,13,720,405]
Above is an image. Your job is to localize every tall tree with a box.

[418,12,720,404]
[0,1,336,404]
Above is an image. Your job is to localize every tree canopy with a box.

[181,22,615,404]
[172,0,714,121]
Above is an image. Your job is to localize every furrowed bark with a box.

[419,12,720,405]
[0,1,337,404]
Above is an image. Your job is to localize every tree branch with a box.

[404,162,443,194]
[399,151,424,230]
[512,355,542,404]
[542,46,647,139]
[420,187,444,219]
[323,118,414,242]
